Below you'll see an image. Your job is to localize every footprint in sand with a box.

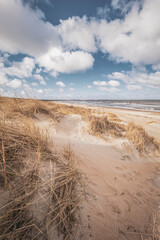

[121,155,132,161]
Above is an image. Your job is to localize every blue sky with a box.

[0,0,160,99]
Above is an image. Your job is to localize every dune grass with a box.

[1,97,159,154]
[0,97,63,122]
[107,113,122,122]
[0,97,80,240]
[87,115,125,138]
[126,122,160,154]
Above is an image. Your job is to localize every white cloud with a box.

[35,67,42,74]
[31,82,38,86]
[56,81,65,88]
[152,63,160,71]
[0,0,59,57]
[108,72,126,80]
[38,48,94,74]
[111,0,121,9]
[0,72,8,85]
[98,86,120,92]
[0,1,94,76]
[58,16,97,52]
[6,79,22,89]
[87,85,92,88]
[108,69,160,88]
[93,80,107,86]
[4,57,35,78]
[0,0,160,92]
[37,89,43,93]
[127,85,142,90]
[97,4,110,19]
[108,80,120,87]
[40,80,46,85]
[0,88,4,93]
[57,0,160,67]
[69,87,75,91]
[33,74,43,81]
[33,74,46,85]
[96,0,160,65]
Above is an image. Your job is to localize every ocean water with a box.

[61,100,160,112]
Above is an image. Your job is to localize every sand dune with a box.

[0,98,160,240]
[36,104,160,240]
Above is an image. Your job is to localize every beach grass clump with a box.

[0,97,63,122]
[0,99,80,239]
[0,117,52,186]
[126,122,160,153]
[0,117,55,239]
[107,113,122,122]
[50,147,79,238]
[53,104,92,120]
[88,115,125,138]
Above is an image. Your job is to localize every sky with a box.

[0,0,160,100]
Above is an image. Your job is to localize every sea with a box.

[60,100,160,112]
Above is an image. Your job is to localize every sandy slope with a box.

[36,107,160,240]
[55,102,160,142]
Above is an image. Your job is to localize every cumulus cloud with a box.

[4,57,35,78]
[33,74,46,85]
[38,48,94,74]
[57,0,160,66]
[33,74,43,81]
[56,81,65,88]
[69,87,75,91]
[108,69,160,88]
[58,16,97,52]
[93,80,120,87]
[108,80,120,87]
[0,0,160,94]
[93,79,120,92]
[97,4,110,19]
[93,81,107,86]
[0,1,95,76]
[0,0,59,56]
[31,82,38,86]
[127,85,142,90]
[152,63,160,71]
[35,67,42,74]
[0,72,8,85]
[97,0,160,65]
[98,86,120,92]
[37,89,43,93]
[6,79,22,89]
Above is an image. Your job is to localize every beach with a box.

[0,98,160,240]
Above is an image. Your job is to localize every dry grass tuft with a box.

[0,97,80,240]
[0,97,63,121]
[87,115,125,138]
[107,113,122,122]
[50,147,80,237]
[126,122,160,154]
[0,118,54,239]
[0,118,52,186]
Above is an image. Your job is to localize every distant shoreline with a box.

[52,100,160,113]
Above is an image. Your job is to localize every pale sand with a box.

[36,103,160,240]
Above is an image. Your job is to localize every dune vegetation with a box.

[0,97,80,240]
[0,97,159,240]
[126,122,160,154]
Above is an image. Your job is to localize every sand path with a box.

[36,113,160,240]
